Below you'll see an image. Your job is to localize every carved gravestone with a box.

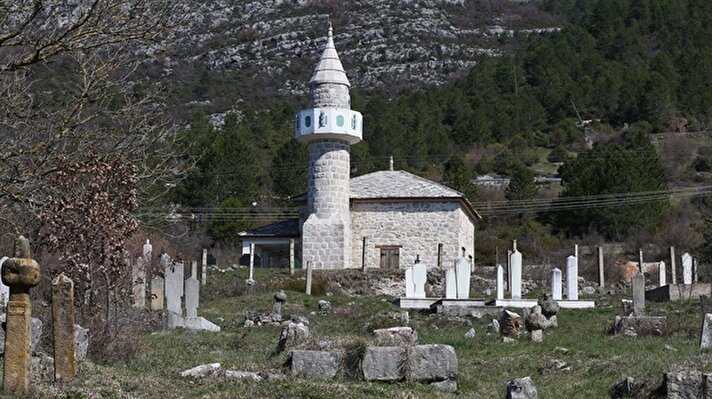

[632,272,645,316]
[551,268,562,301]
[412,260,426,298]
[150,275,164,310]
[455,257,471,299]
[2,236,41,396]
[52,273,76,382]
[164,256,184,316]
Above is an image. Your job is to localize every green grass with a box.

[32,268,712,398]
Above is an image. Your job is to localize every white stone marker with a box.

[670,246,677,284]
[659,261,666,287]
[412,260,426,298]
[700,313,712,349]
[191,261,198,279]
[566,255,578,300]
[551,268,562,301]
[694,257,699,283]
[164,256,184,315]
[405,265,414,298]
[185,277,199,318]
[632,271,645,316]
[510,242,522,300]
[445,262,457,299]
[248,243,256,283]
[202,249,208,286]
[305,261,313,296]
[455,257,471,299]
[289,239,295,277]
[0,256,10,308]
[597,246,605,287]
[496,265,504,300]
[682,252,693,285]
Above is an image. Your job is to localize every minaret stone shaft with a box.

[295,24,363,269]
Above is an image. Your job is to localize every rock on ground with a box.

[499,310,521,338]
[374,326,418,345]
[507,376,538,399]
[290,350,341,379]
[431,379,457,392]
[486,319,500,335]
[318,300,331,311]
[179,363,221,378]
[538,294,559,319]
[408,344,458,382]
[277,321,309,352]
[664,369,706,398]
[525,306,549,332]
[612,376,640,398]
[362,346,406,381]
[225,370,262,382]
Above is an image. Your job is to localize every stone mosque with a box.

[239,24,480,271]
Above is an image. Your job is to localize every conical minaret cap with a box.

[309,22,350,88]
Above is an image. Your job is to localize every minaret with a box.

[295,23,363,269]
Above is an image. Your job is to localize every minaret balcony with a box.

[295,107,362,145]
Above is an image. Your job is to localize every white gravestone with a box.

[164,256,184,315]
[682,253,693,285]
[658,261,666,287]
[566,255,578,300]
[455,257,471,299]
[185,277,200,318]
[700,313,712,349]
[143,239,152,258]
[510,248,522,300]
[405,266,414,298]
[202,249,208,286]
[496,265,504,300]
[0,256,9,308]
[551,268,562,301]
[445,263,457,299]
[412,261,426,298]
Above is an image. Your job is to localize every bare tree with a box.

[0,1,190,310]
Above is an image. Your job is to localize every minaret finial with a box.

[328,20,333,38]
[389,155,394,171]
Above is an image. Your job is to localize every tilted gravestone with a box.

[700,313,712,349]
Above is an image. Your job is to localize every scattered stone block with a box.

[225,370,262,382]
[180,363,221,378]
[52,273,76,382]
[431,379,457,392]
[506,376,539,399]
[537,359,568,374]
[278,321,309,352]
[374,326,418,345]
[290,350,341,379]
[664,369,704,398]
[464,328,476,338]
[612,376,640,398]
[613,315,668,337]
[318,300,331,311]
[486,319,500,335]
[525,306,550,331]
[362,346,406,381]
[499,310,521,338]
[531,330,543,343]
[622,299,634,316]
[407,344,458,382]
[538,294,559,319]
[701,313,712,349]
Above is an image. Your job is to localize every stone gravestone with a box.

[52,273,76,382]
[670,246,677,284]
[700,313,712,349]
[598,246,605,288]
[150,275,164,310]
[510,243,522,300]
[132,256,146,309]
[682,253,693,285]
[0,256,9,308]
[632,272,645,316]
[496,265,504,300]
[412,259,426,298]
[566,255,578,300]
[164,255,184,316]
[405,263,414,298]
[2,236,41,397]
[202,249,208,286]
[445,261,457,299]
[659,261,666,287]
[551,268,562,301]
[455,257,471,299]
[185,277,199,318]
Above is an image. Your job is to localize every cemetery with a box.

[0,234,711,397]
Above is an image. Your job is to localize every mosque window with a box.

[336,115,344,127]
[305,115,311,128]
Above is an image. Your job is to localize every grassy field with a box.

[29,267,712,398]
